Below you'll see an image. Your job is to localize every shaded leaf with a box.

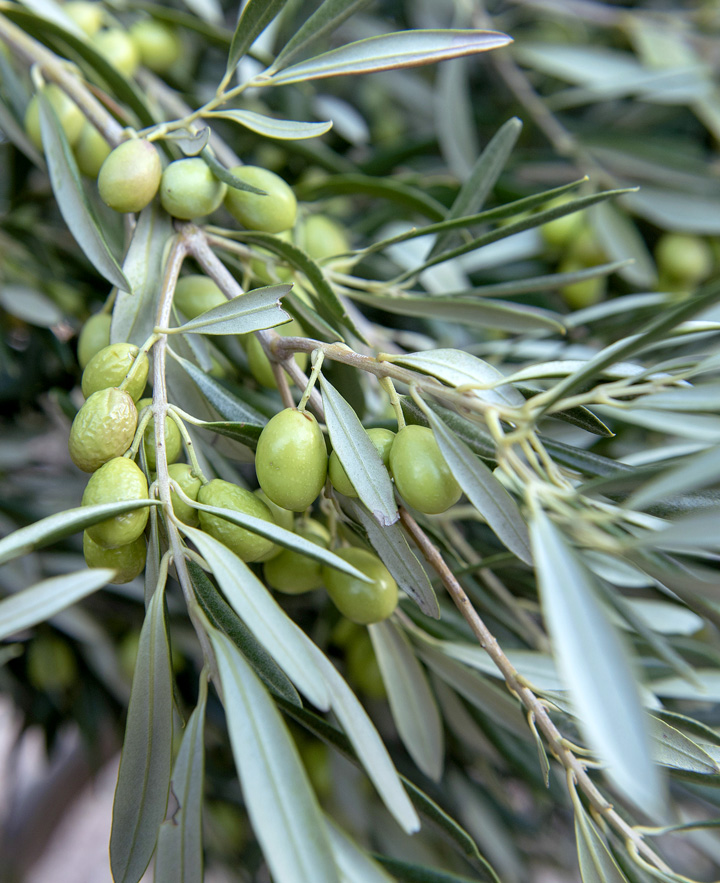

[227,0,288,75]
[170,285,290,336]
[628,445,720,510]
[373,855,499,883]
[209,627,340,883]
[206,109,332,140]
[196,420,264,451]
[274,0,373,70]
[590,201,656,288]
[171,350,268,423]
[648,716,720,774]
[326,818,395,883]
[651,670,720,702]
[154,676,208,883]
[320,374,398,526]
[110,578,173,883]
[264,29,512,86]
[200,148,268,193]
[368,620,444,781]
[0,284,62,327]
[573,795,630,883]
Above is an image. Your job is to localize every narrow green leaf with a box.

[110,578,173,883]
[628,445,720,510]
[0,569,114,640]
[208,627,340,883]
[628,510,720,552]
[113,205,174,347]
[226,0,289,75]
[368,620,444,781]
[373,855,497,883]
[417,400,532,564]
[264,29,512,86]
[650,670,720,702]
[188,559,301,707]
[154,677,208,883]
[38,89,129,290]
[182,527,330,710]
[648,716,720,774]
[0,284,62,327]
[0,501,157,566]
[573,797,630,883]
[346,500,439,618]
[464,260,633,300]
[386,348,524,408]
[275,0,373,69]
[170,285,290,336]
[164,127,211,156]
[531,509,666,813]
[205,109,332,140]
[180,0,223,26]
[590,201,656,288]
[170,350,268,423]
[325,818,395,883]
[195,420,264,451]
[429,117,523,258]
[319,374,398,526]
[199,149,267,194]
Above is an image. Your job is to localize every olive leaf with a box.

[110,576,173,883]
[325,817,395,883]
[170,350,268,423]
[226,0,289,76]
[273,0,373,70]
[571,791,631,883]
[205,109,332,140]
[208,625,341,883]
[169,284,291,336]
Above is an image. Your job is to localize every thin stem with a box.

[297,349,324,413]
[380,377,406,430]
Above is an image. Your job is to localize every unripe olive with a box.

[160,158,227,220]
[243,320,308,388]
[197,479,276,562]
[98,139,162,214]
[346,629,386,699]
[263,524,328,594]
[655,233,713,284]
[297,517,331,546]
[255,408,327,511]
[558,259,606,310]
[27,634,78,692]
[129,20,181,73]
[168,462,202,526]
[82,456,149,547]
[96,28,140,78]
[540,197,587,249]
[74,121,111,178]
[295,214,351,263]
[137,398,182,469]
[248,230,293,284]
[322,547,398,625]
[389,425,461,515]
[83,530,147,583]
[69,387,138,472]
[329,427,395,498]
[224,166,297,234]
[174,275,226,319]
[25,85,84,151]
[82,342,149,401]
[64,1,103,36]
[77,312,111,369]
[252,488,293,562]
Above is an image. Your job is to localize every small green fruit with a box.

[296,214,351,263]
[197,479,276,562]
[540,196,586,249]
[83,530,147,583]
[346,630,385,699]
[328,427,395,498]
[98,139,162,213]
[69,387,138,472]
[255,408,327,511]
[168,462,202,526]
[558,260,606,310]
[129,20,181,73]
[243,320,308,388]
[64,1,103,36]
[96,28,140,78]
[74,121,111,178]
[82,342,149,401]
[82,456,149,547]
[160,158,227,220]
[322,547,398,625]
[263,524,328,594]
[655,233,713,285]
[25,85,84,151]
[77,313,111,369]
[137,398,182,469]
[174,275,226,319]
[389,425,461,514]
[27,634,78,691]
[224,166,297,234]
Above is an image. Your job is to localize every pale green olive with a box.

[160,158,227,220]
[197,479,276,562]
[322,547,398,625]
[389,425,461,514]
[98,139,162,214]
[82,456,149,547]
[328,427,395,498]
[224,166,297,234]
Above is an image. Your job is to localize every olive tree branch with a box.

[398,506,673,876]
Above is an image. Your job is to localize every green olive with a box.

[328,427,395,498]
[243,319,308,388]
[224,166,297,234]
[74,121,111,178]
[346,629,386,699]
[655,233,713,285]
[81,342,149,401]
[174,275,226,319]
[64,1,103,36]
[129,20,181,73]
[168,462,202,526]
[137,398,182,469]
[69,387,138,472]
[77,312,111,369]
[263,524,327,594]
[295,214,351,264]
[252,488,294,562]
[558,259,606,310]
[27,634,78,692]
[83,530,147,583]
[248,230,293,284]
[96,28,140,78]
[98,139,162,214]
[389,425,461,514]
[160,158,227,220]
[25,85,84,151]
[255,408,327,511]
[82,456,149,547]
[322,547,398,625]
[197,479,276,562]
[540,196,587,249]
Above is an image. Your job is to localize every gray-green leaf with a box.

[226,0,288,75]
[205,109,332,140]
[170,285,290,336]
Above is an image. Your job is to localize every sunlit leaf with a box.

[205,109,332,140]
[169,285,290,336]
